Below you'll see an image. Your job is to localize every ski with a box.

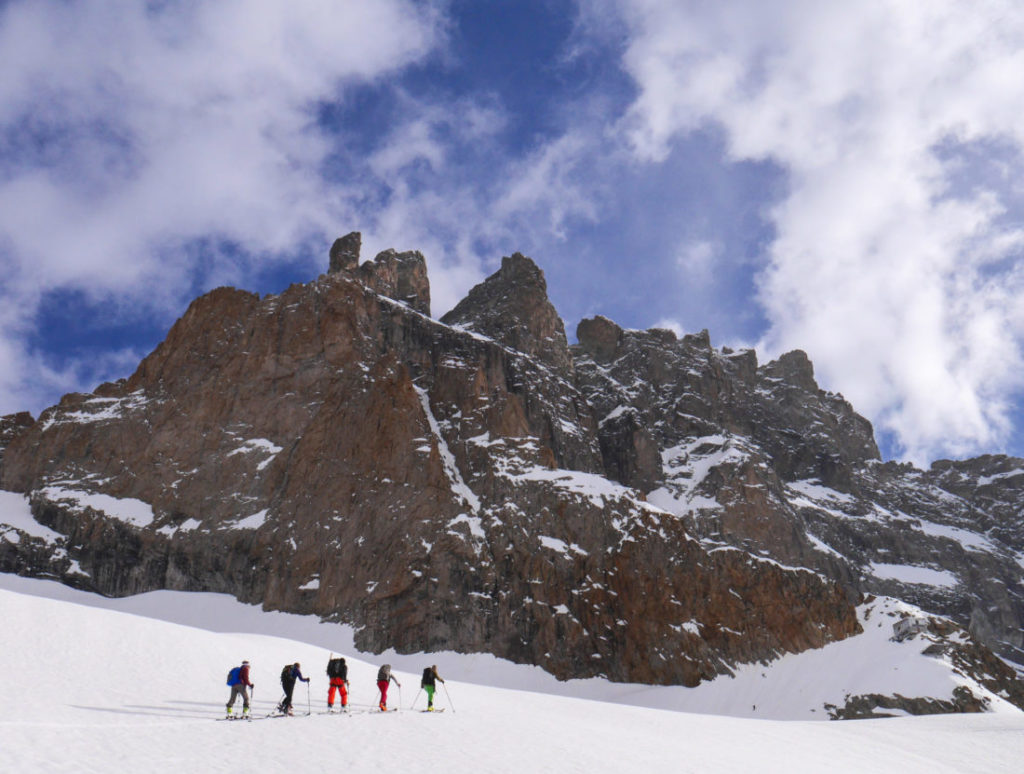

[259,707,312,719]
[420,708,446,713]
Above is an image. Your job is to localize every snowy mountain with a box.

[2,232,1023,719]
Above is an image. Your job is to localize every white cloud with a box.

[675,239,718,285]
[356,106,612,318]
[0,0,443,414]
[492,131,604,240]
[652,318,684,338]
[613,0,1024,461]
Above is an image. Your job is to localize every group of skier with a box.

[225,656,446,718]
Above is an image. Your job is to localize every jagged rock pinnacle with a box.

[763,349,818,392]
[441,252,572,372]
[329,232,361,274]
[327,232,431,316]
[576,316,623,363]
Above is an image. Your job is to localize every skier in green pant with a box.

[421,665,444,711]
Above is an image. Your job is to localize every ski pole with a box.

[442,682,456,713]
[307,680,311,715]
[398,685,403,713]
[410,688,422,710]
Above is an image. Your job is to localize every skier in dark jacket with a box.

[226,660,254,717]
[278,663,310,716]
[326,656,349,711]
[421,665,445,711]
[376,664,400,711]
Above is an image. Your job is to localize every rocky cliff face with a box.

[1,234,1022,709]
[0,412,33,467]
[572,316,1024,670]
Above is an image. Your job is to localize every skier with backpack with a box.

[326,655,349,711]
[376,664,400,711]
[225,660,254,718]
[420,665,445,711]
[277,663,310,716]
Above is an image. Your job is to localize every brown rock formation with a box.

[0,412,34,466]
[442,252,572,373]
[0,241,860,687]
[329,231,361,274]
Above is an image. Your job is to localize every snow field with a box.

[2,584,1024,773]
[2,572,1005,721]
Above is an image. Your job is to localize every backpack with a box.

[226,666,242,686]
[327,658,347,680]
[422,667,434,687]
[281,664,293,683]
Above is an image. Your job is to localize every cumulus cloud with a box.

[612,0,1024,461]
[674,239,718,286]
[492,131,603,240]
[354,91,619,317]
[0,0,443,413]
[0,1,627,417]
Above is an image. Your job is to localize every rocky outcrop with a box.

[442,253,572,373]
[572,315,1024,671]
[826,688,988,720]
[329,231,362,274]
[926,455,1024,550]
[355,249,431,316]
[574,317,880,491]
[825,612,1024,719]
[328,231,430,315]
[0,412,33,466]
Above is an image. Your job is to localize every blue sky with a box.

[3,0,1024,465]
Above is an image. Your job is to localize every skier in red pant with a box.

[376,664,400,711]
[326,656,349,711]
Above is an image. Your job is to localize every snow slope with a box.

[1,583,1023,773]
[1,570,1012,720]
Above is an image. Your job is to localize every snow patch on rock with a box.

[38,486,155,528]
[0,490,62,542]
